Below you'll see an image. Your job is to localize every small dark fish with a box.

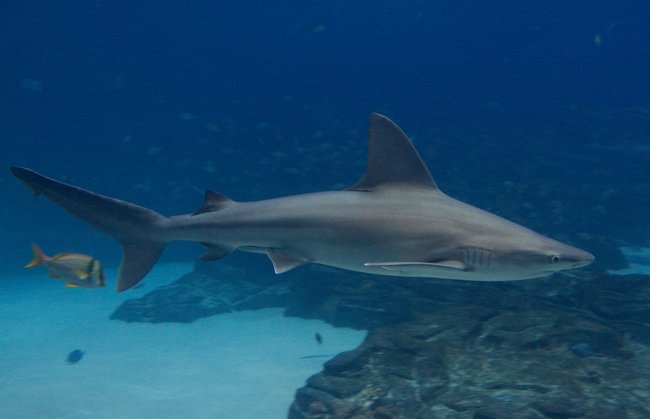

[66,349,85,364]
[300,354,334,359]
[315,332,322,344]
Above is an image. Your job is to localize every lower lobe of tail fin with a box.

[117,241,166,292]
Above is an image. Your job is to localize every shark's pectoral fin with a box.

[266,250,310,274]
[364,260,469,274]
[428,260,469,270]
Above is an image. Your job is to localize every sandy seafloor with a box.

[0,263,366,419]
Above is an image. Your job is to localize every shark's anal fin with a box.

[364,260,469,274]
[267,249,309,274]
[199,242,233,261]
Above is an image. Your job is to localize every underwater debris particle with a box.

[569,343,594,357]
[21,78,43,92]
[146,146,163,155]
[179,113,196,120]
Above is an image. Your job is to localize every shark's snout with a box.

[574,251,595,267]
[562,247,595,270]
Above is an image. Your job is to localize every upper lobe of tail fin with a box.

[10,167,168,292]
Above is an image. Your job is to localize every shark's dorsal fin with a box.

[348,113,438,191]
[193,190,235,215]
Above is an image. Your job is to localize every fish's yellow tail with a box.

[25,243,47,268]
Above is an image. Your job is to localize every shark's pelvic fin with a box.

[348,113,438,191]
[266,249,310,274]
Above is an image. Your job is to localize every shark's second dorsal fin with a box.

[193,190,235,215]
[348,113,438,191]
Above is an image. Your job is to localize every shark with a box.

[10,113,594,292]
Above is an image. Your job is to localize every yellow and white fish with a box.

[25,243,105,288]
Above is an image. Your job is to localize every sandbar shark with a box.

[10,113,594,292]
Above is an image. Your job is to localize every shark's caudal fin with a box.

[10,167,167,292]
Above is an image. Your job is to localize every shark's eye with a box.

[550,255,561,263]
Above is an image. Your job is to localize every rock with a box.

[290,302,650,418]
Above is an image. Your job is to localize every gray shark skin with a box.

[10,113,594,292]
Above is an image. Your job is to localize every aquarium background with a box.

[2,1,650,418]
[2,1,650,275]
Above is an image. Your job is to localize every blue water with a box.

[2,2,650,418]
[2,1,649,274]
